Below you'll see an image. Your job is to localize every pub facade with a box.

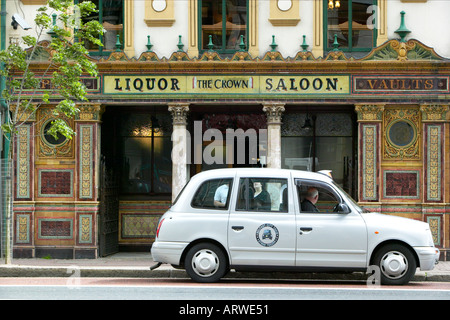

[4,0,450,260]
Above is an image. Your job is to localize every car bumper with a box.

[413,246,440,271]
[151,241,189,266]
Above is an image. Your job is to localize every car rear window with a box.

[191,178,233,210]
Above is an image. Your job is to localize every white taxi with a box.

[151,168,439,285]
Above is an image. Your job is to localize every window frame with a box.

[295,178,347,214]
[76,0,124,57]
[191,178,234,210]
[323,0,378,53]
[198,0,249,55]
[236,177,289,213]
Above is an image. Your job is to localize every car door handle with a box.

[232,226,244,231]
[299,227,313,235]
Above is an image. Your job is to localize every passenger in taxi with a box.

[253,181,271,210]
[301,187,319,213]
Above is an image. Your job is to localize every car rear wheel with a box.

[185,243,228,283]
[372,244,417,285]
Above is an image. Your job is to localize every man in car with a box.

[214,184,229,207]
[301,187,319,212]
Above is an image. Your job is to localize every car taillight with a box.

[156,218,165,238]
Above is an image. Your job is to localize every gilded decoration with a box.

[37,108,74,159]
[383,108,420,160]
[420,104,449,122]
[362,125,377,201]
[76,104,103,121]
[426,125,442,201]
[94,39,447,64]
[362,39,446,61]
[79,125,93,199]
[16,125,31,199]
[355,104,384,121]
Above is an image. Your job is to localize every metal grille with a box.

[0,159,12,259]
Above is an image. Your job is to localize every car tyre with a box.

[185,243,228,283]
[372,244,417,285]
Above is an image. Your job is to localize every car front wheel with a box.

[372,244,417,285]
[185,243,228,283]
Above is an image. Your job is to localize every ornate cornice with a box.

[22,39,450,75]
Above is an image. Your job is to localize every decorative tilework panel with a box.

[15,213,30,244]
[362,125,377,201]
[426,215,441,246]
[79,125,93,199]
[16,126,31,199]
[38,218,73,239]
[383,170,420,199]
[426,125,442,201]
[78,214,93,244]
[39,170,73,196]
[121,214,158,239]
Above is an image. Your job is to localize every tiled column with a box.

[168,103,190,202]
[355,104,384,207]
[75,104,103,258]
[263,103,285,169]
[420,104,449,252]
[12,107,36,259]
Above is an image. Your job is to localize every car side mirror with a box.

[336,203,350,214]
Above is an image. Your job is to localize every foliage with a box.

[0,0,103,141]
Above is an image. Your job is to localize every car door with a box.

[295,179,368,269]
[227,176,296,267]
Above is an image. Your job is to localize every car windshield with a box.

[331,180,365,213]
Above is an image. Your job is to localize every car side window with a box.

[236,178,288,212]
[296,179,342,213]
[191,178,233,210]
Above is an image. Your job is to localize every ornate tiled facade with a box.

[10,38,450,260]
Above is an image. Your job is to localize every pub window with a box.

[281,113,356,198]
[79,0,124,56]
[199,0,248,54]
[119,113,172,195]
[324,0,377,55]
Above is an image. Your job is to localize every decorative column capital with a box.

[76,103,104,121]
[420,104,449,122]
[168,103,190,126]
[355,104,385,122]
[262,103,285,124]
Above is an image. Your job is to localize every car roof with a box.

[191,168,333,182]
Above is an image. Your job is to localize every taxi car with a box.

[151,168,440,285]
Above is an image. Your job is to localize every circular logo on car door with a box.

[256,223,279,247]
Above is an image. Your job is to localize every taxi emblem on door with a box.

[256,223,279,247]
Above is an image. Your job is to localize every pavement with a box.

[1,252,450,282]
